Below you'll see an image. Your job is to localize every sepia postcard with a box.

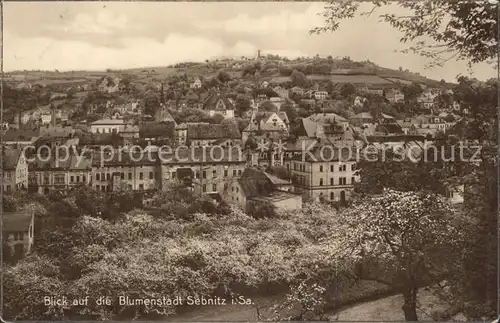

[1,1,498,321]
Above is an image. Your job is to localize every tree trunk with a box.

[402,284,418,321]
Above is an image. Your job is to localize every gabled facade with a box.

[2,147,28,193]
[203,93,235,119]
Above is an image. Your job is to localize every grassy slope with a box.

[6,59,444,87]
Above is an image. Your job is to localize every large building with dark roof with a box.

[284,145,359,203]
[28,151,92,195]
[187,123,241,147]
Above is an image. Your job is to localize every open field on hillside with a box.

[269,74,395,85]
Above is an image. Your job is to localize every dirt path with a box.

[162,285,465,321]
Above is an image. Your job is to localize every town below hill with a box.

[1,54,496,321]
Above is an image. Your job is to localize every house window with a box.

[351,164,355,171]
[76,176,80,182]
[203,171,207,179]
[202,184,207,192]
[330,165,334,172]
[319,178,323,186]
[212,170,217,178]
[224,170,228,177]
[120,173,124,180]
[351,177,355,184]
[139,184,144,190]
[70,176,74,182]
[330,192,334,200]
[238,170,242,176]
[212,184,217,191]
[83,175,86,182]
[149,172,154,179]
[128,172,132,180]
[139,172,144,180]
[330,178,334,185]
[196,172,200,179]
[233,170,237,176]
[236,187,239,193]
[319,165,323,172]
[224,183,228,190]
[106,173,110,180]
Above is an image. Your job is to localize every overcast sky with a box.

[4,2,496,82]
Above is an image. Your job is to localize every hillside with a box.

[5,56,449,88]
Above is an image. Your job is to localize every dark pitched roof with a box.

[203,93,235,111]
[375,124,404,135]
[2,148,22,170]
[237,168,276,198]
[3,129,40,142]
[139,121,176,139]
[187,123,240,140]
[3,211,33,232]
[29,153,92,170]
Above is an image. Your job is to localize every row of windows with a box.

[202,183,218,192]
[96,183,145,191]
[95,172,154,181]
[292,163,355,172]
[170,169,242,180]
[54,175,87,184]
[11,231,31,241]
[319,191,345,201]
[319,177,353,186]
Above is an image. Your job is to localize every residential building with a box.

[354,96,367,108]
[285,147,359,203]
[417,90,440,109]
[120,124,140,146]
[290,86,304,96]
[175,123,188,145]
[2,147,29,193]
[160,146,247,196]
[242,110,289,142]
[28,153,92,195]
[360,87,384,96]
[92,149,160,192]
[3,211,35,259]
[273,86,289,99]
[222,168,302,213]
[410,114,451,136]
[203,93,235,118]
[350,112,396,127]
[444,184,464,205]
[191,78,203,89]
[313,91,328,101]
[90,118,126,134]
[385,89,405,103]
